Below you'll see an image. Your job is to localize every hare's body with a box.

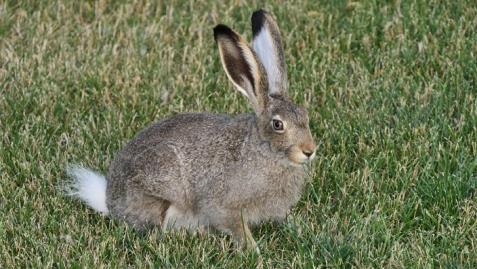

[67,10,317,250]
[106,112,305,231]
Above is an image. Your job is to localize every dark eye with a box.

[272,119,284,131]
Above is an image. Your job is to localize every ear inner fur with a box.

[218,38,255,98]
[214,24,268,113]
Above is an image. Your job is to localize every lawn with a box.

[1,0,476,267]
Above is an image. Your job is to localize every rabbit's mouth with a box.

[286,146,315,166]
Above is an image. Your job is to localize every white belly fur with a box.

[162,205,200,231]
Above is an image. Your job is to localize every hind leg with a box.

[107,143,189,230]
[108,190,171,230]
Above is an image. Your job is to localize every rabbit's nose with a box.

[301,141,316,159]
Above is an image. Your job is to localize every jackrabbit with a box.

[67,9,316,250]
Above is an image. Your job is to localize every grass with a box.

[1,0,476,267]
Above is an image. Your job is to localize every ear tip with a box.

[251,9,269,36]
[252,9,269,17]
[213,24,235,41]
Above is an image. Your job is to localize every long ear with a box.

[251,9,288,96]
[214,24,268,114]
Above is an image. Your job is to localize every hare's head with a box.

[214,10,316,165]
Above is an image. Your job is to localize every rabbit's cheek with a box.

[287,146,308,165]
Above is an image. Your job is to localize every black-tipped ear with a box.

[251,9,288,96]
[213,24,238,43]
[251,9,268,38]
[214,24,268,113]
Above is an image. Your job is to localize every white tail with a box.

[66,165,109,215]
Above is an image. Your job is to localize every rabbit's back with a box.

[105,112,252,223]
